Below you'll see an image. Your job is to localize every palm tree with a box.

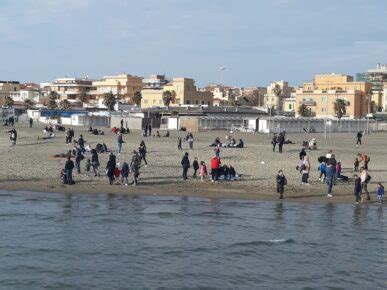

[162,90,173,108]
[133,91,142,106]
[4,96,14,108]
[78,90,87,107]
[24,98,36,110]
[47,91,59,109]
[298,104,310,117]
[334,99,348,119]
[60,99,71,110]
[273,83,282,97]
[103,91,116,111]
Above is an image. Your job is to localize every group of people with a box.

[209,136,244,148]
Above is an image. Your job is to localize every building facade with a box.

[264,81,293,110]
[0,81,20,101]
[142,74,169,89]
[48,77,94,103]
[295,74,372,118]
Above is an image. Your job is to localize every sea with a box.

[0,191,385,289]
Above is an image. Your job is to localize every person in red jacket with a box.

[210,156,221,183]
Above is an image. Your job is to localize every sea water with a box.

[0,191,385,289]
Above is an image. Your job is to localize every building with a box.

[238,87,266,106]
[91,74,143,104]
[295,74,372,118]
[48,77,94,104]
[0,81,20,101]
[141,78,213,108]
[283,97,296,113]
[142,74,169,89]
[263,81,293,110]
[204,85,235,106]
[13,83,46,105]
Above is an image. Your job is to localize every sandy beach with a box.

[0,123,386,204]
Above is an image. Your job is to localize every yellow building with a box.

[0,81,20,101]
[92,74,143,104]
[283,97,296,112]
[141,78,213,108]
[295,74,372,118]
[264,81,293,110]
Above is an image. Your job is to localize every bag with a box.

[365,174,372,183]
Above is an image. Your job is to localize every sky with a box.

[1,0,387,87]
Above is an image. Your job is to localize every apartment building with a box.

[0,81,20,100]
[48,77,94,103]
[263,81,293,110]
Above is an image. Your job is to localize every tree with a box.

[103,91,116,111]
[162,90,173,108]
[272,83,282,97]
[334,99,348,119]
[133,91,142,106]
[4,96,14,108]
[298,104,310,117]
[47,91,59,109]
[24,98,36,110]
[78,90,87,106]
[59,99,71,110]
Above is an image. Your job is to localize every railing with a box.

[300,100,316,106]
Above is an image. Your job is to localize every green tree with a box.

[103,91,116,111]
[133,91,142,106]
[272,83,282,97]
[4,96,14,108]
[334,99,348,119]
[298,104,310,117]
[60,99,71,110]
[24,98,36,110]
[162,90,173,108]
[47,91,59,109]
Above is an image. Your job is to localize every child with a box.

[318,161,326,182]
[376,182,384,204]
[85,158,91,177]
[192,157,199,178]
[199,161,208,182]
[276,170,287,199]
[121,162,129,186]
[354,174,362,204]
[214,145,221,158]
[354,158,359,172]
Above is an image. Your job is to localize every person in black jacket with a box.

[106,153,116,185]
[75,147,84,174]
[138,140,148,166]
[299,148,307,161]
[271,134,277,152]
[181,152,190,180]
[121,162,129,185]
[192,157,199,178]
[353,174,362,203]
[356,131,362,146]
[276,170,287,199]
[277,133,285,153]
[91,149,100,177]
[64,156,75,185]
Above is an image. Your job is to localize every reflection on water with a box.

[0,191,385,289]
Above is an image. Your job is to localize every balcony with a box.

[299,100,316,106]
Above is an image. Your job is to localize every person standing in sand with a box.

[91,149,100,177]
[271,134,278,152]
[177,137,182,150]
[192,157,199,178]
[326,154,337,197]
[277,132,285,153]
[29,118,33,128]
[210,155,221,183]
[106,153,116,185]
[130,150,140,186]
[360,167,371,201]
[117,132,124,154]
[139,140,148,167]
[64,156,75,185]
[75,146,84,174]
[276,170,287,199]
[181,152,190,180]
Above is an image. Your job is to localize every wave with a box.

[231,239,295,246]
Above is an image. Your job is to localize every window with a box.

[289,104,292,110]
[186,100,190,105]
[196,100,199,104]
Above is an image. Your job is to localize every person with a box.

[78,135,85,152]
[301,155,310,185]
[299,148,306,161]
[214,145,221,158]
[276,170,287,199]
[117,132,124,154]
[121,162,129,186]
[187,133,194,150]
[318,161,327,182]
[229,165,236,179]
[66,128,71,144]
[356,131,363,146]
[120,119,124,128]
[148,124,152,136]
[360,167,371,201]
[181,152,190,180]
[354,158,359,172]
[91,149,100,177]
[271,134,277,152]
[164,130,170,137]
[336,162,342,179]
[376,183,384,204]
[155,131,161,138]
[199,161,208,182]
[326,154,337,197]
[192,157,199,178]
[85,158,91,177]
[236,139,244,148]
[29,118,33,128]
[8,128,17,146]
[75,146,84,174]
[64,156,75,185]
[277,132,285,153]
[354,174,362,204]
[139,140,148,166]
[130,151,140,186]
[210,155,221,183]
[177,137,182,150]
[106,153,116,185]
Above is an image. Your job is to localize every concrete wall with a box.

[180,117,199,132]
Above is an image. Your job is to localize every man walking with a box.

[278,132,285,153]
[326,154,337,197]
[181,152,190,180]
[356,131,363,146]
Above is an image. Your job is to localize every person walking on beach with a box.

[356,131,363,146]
[199,161,208,181]
[318,160,327,182]
[139,140,148,167]
[276,170,287,199]
[301,155,310,185]
[66,128,71,144]
[75,146,84,174]
[78,134,85,152]
[117,132,124,154]
[29,118,33,128]
[354,174,362,204]
[187,133,194,150]
[106,153,116,185]
[360,167,371,201]
[326,154,337,197]
[85,158,91,177]
[91,149,100,177]
[130,151,140,186]
[271,134,278,152]
[277,132,285,153]
[192,157,199,178]
[181,152,190,180]
[8,128,17,146]
[354,157,359,172]
[177,137,182,150]
[64,156,75,185]
[210,155,221,183]
[121,162,129,186]
[214,144,221,158]
[299,148,306,161]
[148,124,152,136]
[376,182,384,204]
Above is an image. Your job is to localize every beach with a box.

[1,123,386,203]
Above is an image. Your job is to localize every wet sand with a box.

[1,123,386,204]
